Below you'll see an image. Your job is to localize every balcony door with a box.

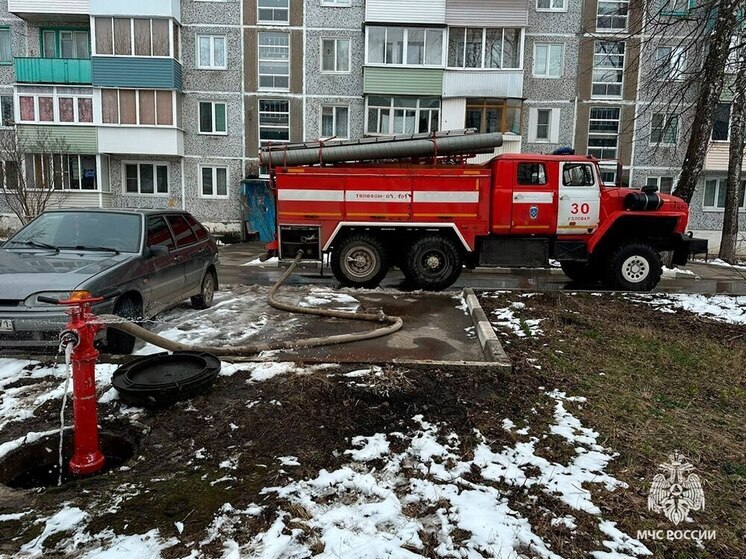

[42,30,90,59]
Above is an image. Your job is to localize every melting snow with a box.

[628,293,746,325]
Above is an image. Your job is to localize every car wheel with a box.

[330,234,389,288]
[106,297,141,355]
[191,270,217,310]
[603,243,662,291]
[405,236,463,291]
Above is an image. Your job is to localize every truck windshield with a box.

[8,212,142,253]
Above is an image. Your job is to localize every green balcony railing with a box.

[14,57,92,85]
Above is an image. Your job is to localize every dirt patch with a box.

[480,291,746,559]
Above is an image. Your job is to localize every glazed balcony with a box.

[8,0,89,22]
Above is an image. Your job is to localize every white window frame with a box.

[0,28,12,64]
[91,17,177,59]
[257,0,289,25]
[198,101,227,135]
[366,26,445,67]
[528,107,561,143]
[200,165,229,198]
[320,37,351,74]
[446,27,524,70]
[702,178,746,211]
[588,106,621,160]
[258,31,290,91]
[320,105,350,139]
[259,99,290,144]
[533,43,564,78]
[655,46,686,81]
[596,0,629,32]
[25,154,99,191]
[196,34,227,69]
[536,0,567,12]
[650,112,678,145]
[16,88,95,125]
[100,89,177,127]
[122,161,169,196]
[365,96,440,136]
[592,40,625,98]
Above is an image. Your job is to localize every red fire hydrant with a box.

[49,293,106,476]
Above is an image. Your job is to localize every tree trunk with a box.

[673,0,741,203]
[719,38,746,262]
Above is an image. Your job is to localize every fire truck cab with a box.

[265,135,706,292]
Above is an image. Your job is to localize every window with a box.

[102,89,174,126]
[447,28,521,69]
[199,101,227,134]
[94,17,175,58]
[41,30,90,59]
[366,96,439,135]
[703,178,746,210]
[1,96,13,126]
[258,32,289,89]
[592,41,625,98]
[563,164,595,186]
[465,98,522,135]
[597,0,629,31]
[711,103,730,141]
[588,107,620,159]
[655,46,686,80]
[17,91,94,124]
[517,163,547,185]
[146,216,175,248]
[0,160,20,190]
[258,0,289,24]
[533,44,563,77]
[368,27,444,66]
[201,166,229,197]
[259,99,289,144]
[321,38,350,73]
[320,105,349,139]
[0,29,11,64]
[645,176,674,194]
[24,154,97,190]
[185,214,209,241]
[650,113,678,145]
[660,0,693,16]
[124,162,169,194]
[536,110,551,140]
[167,215,199,247]
[536,0,567,11]
[197,35,226,69]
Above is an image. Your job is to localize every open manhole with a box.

[0,430,137,490]
[112,351,221,408]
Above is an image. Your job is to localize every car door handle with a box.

[174,255,183,262]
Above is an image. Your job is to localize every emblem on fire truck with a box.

[529,206,539,220]
[648,452,705,525]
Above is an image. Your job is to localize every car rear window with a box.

[185,214,209,241]
[147,217,175,248]
[167,215,198,247]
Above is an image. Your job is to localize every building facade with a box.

[0,0,743,253]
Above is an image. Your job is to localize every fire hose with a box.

[99,252,403,357]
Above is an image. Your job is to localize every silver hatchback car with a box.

[0,208,220,354]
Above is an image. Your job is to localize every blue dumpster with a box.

[241,179,276,242]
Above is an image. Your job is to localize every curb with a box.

[463,288,511,371]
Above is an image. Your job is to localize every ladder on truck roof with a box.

[258,129,503,168]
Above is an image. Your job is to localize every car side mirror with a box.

[148,245,170,257]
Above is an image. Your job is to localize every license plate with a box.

[0,319,13,332]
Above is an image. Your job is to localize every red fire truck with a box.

[261,132,707,291]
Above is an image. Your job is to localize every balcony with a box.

[98,127,184,157]
[15,58,92,85]
[704,142,746,172]
[366,0,445,24]
[90,0,180,21]
[363,67,444,96]
[8,0,89,21]
[92,58,182,91]
[443,69,523,99]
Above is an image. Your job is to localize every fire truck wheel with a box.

[604,243,662,291]
[406,236,463,291]
[106,297,141,355]
[331,234,390,288]
[560,261,600,284]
